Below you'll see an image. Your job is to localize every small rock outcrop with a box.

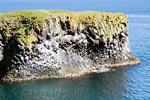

[0,10,140,81]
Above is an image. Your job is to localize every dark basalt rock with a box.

[0,10,141,81]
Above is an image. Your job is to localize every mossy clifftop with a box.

[0,10,128,47]
[0,10,141,82]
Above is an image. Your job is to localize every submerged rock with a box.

[0,10,140,81]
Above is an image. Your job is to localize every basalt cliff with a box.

[0,10,141,81]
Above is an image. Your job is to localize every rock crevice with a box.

[0,10,141,81]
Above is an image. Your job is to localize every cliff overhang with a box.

[0,10,141,82]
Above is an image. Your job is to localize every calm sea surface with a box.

[0,0,150,100]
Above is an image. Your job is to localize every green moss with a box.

[0,10,72,21]
[16,28,27,34]
[0,10,126,20]
[0,10,128,47]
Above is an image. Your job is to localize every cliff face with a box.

[0,10,140,81]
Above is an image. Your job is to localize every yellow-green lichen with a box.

[0,10,128,47]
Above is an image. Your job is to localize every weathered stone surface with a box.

[0,10,141,81]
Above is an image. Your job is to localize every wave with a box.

[129,23,150,26]
[127,15,150,18]
[91,67,115,73]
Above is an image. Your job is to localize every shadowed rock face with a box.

[0,10,140,81]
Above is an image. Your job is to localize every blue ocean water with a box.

[0,0,150,100]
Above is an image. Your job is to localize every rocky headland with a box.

[0,10,141,81]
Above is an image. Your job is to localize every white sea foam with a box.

[129,23,150,26]
[127,15,150,18]
[91,67,115,73]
